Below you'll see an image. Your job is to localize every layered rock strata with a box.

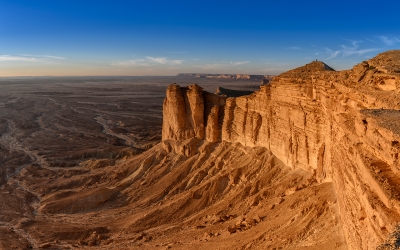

[162,51,400,249]
[162,84,226,142]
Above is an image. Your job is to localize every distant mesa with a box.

[177,73,275,83]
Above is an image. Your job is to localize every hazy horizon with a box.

[2,0,400,77]
[0,74,269,79]
[0,73,268,78]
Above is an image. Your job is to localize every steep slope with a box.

[11,139,345,249]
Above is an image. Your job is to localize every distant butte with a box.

[176,73,274,81]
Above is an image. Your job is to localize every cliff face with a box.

[162,84,226,141]
[162,52,400,249]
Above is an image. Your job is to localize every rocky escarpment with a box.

[163,52,400,249]
[162,84,226,142]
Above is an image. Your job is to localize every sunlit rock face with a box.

[162,84,226,141]
[162,84,204,141]
[162,51,400,249]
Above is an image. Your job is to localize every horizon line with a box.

[0,73,275,78]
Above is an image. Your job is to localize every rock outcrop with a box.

[163,51,400,249]
[162,84,226,141]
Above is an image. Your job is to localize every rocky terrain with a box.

[1,51,400,249]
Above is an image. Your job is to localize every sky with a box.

[1,0,400,76]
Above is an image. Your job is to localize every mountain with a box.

[2,51,400,249]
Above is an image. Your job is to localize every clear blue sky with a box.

[1,0,400,76]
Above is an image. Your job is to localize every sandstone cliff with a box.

[163,51,400,249]
[162,84,226,141]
